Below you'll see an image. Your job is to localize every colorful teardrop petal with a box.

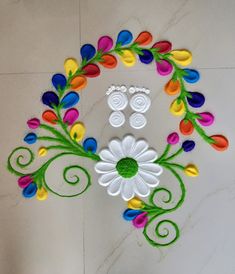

[24,133,37,144]
[97,36,113,52]
[64,58,79,77]
[70,75,87,91]
[123,209,142,221]
[210,135,229,151]
[116,30,133,45]
[42,110,58,125]
[70,122,86,142]
[63,108,79,125]
[80,44,96,61]
[82,64,100,78]
[182,140,195,152]
[152,41,172,53]
[83,137,97,153]
[38,147,47,157]
[156,60,173,76]
[99,54,117,69]
[184,164,199,177]
[180,119,194,135]
[134,31,153,45]
[183,69,200,83]
[164,79,180,95]
[36,187,48,201]
[170,99,185,116]
[132,212,148,228]
[41,91,59,108]
[187,92,205,108]
[52,74,67,91]
[61,91,80,109]
[119,50,136,67]
[139,49,154,64]
[170,50,192,66]
[127,197,143,210]
[22,183,37,198]
[197,112,214,126]
[167,132,180,145]
[18,175,33,189]
[27,118,40,129]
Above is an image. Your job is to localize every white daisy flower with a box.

[95,135,163,201]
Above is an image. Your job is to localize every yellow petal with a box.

[64,58,79,77]
[119,49,136,67]
[184,164,199,177]
[36,187,48,201]
[128,197,143,209]
[38,147,47,157]
[170,50,192,66]
[70,122,86,142]
[170,99,185,116]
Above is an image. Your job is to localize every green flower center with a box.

[116,157,138,178]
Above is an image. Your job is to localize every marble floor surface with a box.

[0,0,235,273]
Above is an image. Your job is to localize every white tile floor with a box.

[0,0,235,273]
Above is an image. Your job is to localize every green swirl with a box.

[36,154,92,197]
[7,146,35,177]
[142,165,186,247]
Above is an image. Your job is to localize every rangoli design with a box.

[7,30,229,247]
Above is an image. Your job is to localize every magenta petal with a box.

[156,60,173,76]
[18,175,33,189]
[132,212,148,228]
[167,132,179,145]
[97,36,113,52]
[197,112,214,126]
[63,108,79,125]
[27,118,40,129]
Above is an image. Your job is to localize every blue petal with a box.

[24,133,37,144]
[83,138,97,153]
[42,91,59,108]
[123,209,142,221]
[52,74,67,91]
[22,183,37,198]
[80,44,96,61]
[61,92,80,109]
[116,30,133,46]
[187,92,205,108]
[182,140,195,152]
[183,69,200,83]
[139,49,154,64]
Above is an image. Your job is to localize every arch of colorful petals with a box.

[7,30,229,247]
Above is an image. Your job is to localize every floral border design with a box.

[7,30,228,246]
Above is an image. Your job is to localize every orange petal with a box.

[70,75,87,91]
[164,79,180,95]
[42,110,58,125]
[179,119,194,135]
[99,54,117,69]
[134,31,153,46]
[210,135,229,151]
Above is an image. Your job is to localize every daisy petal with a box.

[139,163,163,176]
[135,149,158,162]
[98,171,119,186]
[139,170,160,187]
[122,135,136,156]
[109,139,124,159]
[99,148,117,163]
[95,161,115,174]
[134,176,150,197]
[131,139,149,158]
[121,179,135,201]
[107,177,123,196]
